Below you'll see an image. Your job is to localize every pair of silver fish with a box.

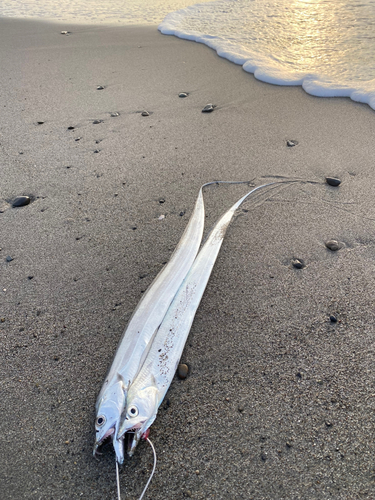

[93,180,293,464]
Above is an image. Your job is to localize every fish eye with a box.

[96,415,106,427]
[128,405,139,417]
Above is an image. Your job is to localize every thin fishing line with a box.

[138,438,157,500]
[116,459,121,500]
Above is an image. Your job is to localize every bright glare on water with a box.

[1,0,375,108]
[160,0,375,108]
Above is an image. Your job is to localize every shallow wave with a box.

[159,0,375,110]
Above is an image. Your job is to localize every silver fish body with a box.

[94,185,209,461]
[117,182,284,456]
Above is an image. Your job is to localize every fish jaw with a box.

[94,378,126,461]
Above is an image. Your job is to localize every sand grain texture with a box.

[1,18,375,499]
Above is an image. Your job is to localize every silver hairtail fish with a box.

[93,181,250,462]
[117,181,290,457]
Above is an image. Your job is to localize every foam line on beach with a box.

[159,0,375,111]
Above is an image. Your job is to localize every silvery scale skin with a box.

[117,182,285,458]
[94,182,240,462]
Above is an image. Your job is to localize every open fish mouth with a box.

[93,428,115,457]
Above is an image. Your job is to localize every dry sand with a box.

[1,17,375,500]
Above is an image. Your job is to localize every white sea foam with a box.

[159,0,375,110]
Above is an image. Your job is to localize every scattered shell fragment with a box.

[326,177,341,187]
[202,103,215,113]
[13,196,31,207]
[286,139,298,147]
[158,215,165,220]
[177,363,189,379]
[141,111,150,116]
[179,92,188,98]
[325,240,342,251]
[291,258,304,269]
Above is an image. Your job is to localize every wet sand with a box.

[1,17,375,500]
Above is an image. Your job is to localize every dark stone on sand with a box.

[330,315,338,323]
[6,256,13,262]
[326,177,341,187]
[202,103,215,113]
[141,111,150,116]
[159,197,165,204]
[75,137,81,141]
[177,363,189,379]
[111,112,120,117]
[37,121,44,125]
[97,85,105,90]
[94,149,100,153]
[292,258,304,269]
[179,211,185,216]
[13,196,31,207]
[325,240,341,251]
[28,276,34,280]
[260,452,267,461]
[93,120,103,124]
[67,126,75,130]
[287,139,298,147]
[179,92,188,98]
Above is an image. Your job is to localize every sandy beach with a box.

[1,17,375,499]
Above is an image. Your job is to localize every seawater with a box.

[160,0,375,109]
[1,0,374,110]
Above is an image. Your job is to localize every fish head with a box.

[118,384,158,456]
[93,377,126,463]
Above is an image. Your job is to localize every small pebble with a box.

[179,92,188,98]
[97,85,105,90]
[60,31,70,34]
[325,240,341,251]
[37,121,44,125]
[13,196,31,207]
[326,177,341,187]
[111,112,120,117]
[141,111,150,116]
[260,452,267,461]
[177,363,189,379]
[28,276,34,280]
[94,149,100,154]
[330,315,338,323]
[202,103,215,113]
[158,215,165,220]
[67,126,75,130]
[159,197,165,204]
[286,139,298,147]
[75,137,81,141]
[195,470,200,475]
[291,258,304,269]
[93,120,103,124]
[325,421,333,427]
[6,256,14,262]
[1,318,5,322]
